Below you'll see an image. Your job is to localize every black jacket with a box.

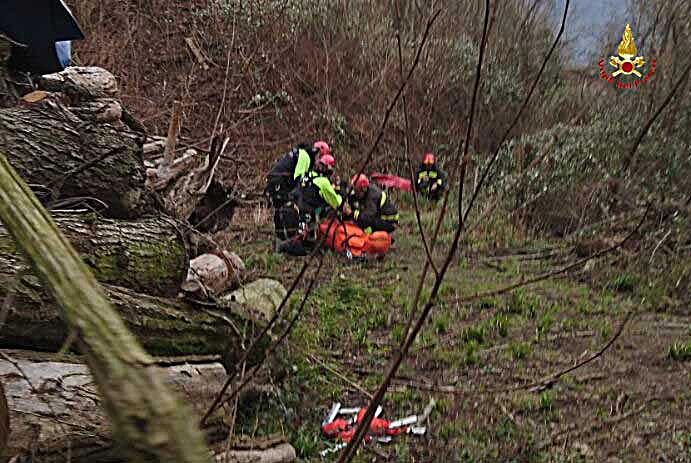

[416,163,448,198]
[265,143,319,206]
[347,184,399,233]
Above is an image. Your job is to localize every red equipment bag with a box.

[319,220,392,258]
[370,173,412,192]
[362,230,391,256]
[319,220,366,257]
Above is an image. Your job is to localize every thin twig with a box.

[456,205,649,304]
[222,360,245,460]
[200,251,321,426]
[395,6,438,277]
[290,344,373,399]
[398,310,633,397]
[46,146,127,194]
[212,50,233,141]
[348,9,443,197]
[163,101,183,167]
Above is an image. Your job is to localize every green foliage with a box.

[434,312,451,334]
[291,424,321,457]
[461,325,487,344]
[510,342,531,360]
[490,314,510,337]
[464,340,481,365]
[315,108,349,144]
[668,342,691,361]
[504,290,541,318]
[606,273,639,293]
[539,390,555,411]
[674,431,691,452]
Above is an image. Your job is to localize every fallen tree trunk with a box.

[0,211,188,297]
[0,104,146,218]
[0,355,284,463]
[0,273,269,360]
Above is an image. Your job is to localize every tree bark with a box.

[0,154,213,462]
[0,36,19,108]
[0,104,146,219]
[0,381,8,456]
[216,443,296,463]
[0,271,269,360]
[0,211,188,297]
[0,355,283,463]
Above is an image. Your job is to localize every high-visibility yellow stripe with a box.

[380,191,387,207]
[294,149,311,179]
[382,214,399,221]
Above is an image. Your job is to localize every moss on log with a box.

[0,105,146,218]
[0,270,265,359]
[0,211,187,297]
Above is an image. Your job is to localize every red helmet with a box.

[319,154,335,169]
[423,153,435,165]
[313,140,331,158]
[350,174,369,192]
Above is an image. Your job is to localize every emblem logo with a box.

[597,23,656,89]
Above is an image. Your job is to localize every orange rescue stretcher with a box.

[318,220,391,258]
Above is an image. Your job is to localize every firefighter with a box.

[264,140,331,209]
[346,174,399,234]
[276,154,343,255]
[291,154,342,224]
[416,152,448,201]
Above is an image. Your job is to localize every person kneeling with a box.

[347,174,399,234]
[416,152,448,201]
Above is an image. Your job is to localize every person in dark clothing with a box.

[264,140,331,209]
[290,154,342,228]
[276,154,342,255]
[346,174,399,234]
[415,152,448,201]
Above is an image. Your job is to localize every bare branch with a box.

[395,15,438,277]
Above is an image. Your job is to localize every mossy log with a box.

[0,270,266,359]
[0,104,146,218]
[0,355,283,463]
[0,211,187,297]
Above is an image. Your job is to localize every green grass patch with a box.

[668,342,691,361]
